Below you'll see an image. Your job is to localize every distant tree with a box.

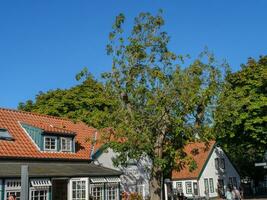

[214,56,267,180]
[18,72,115,128]
[102,11,224,200]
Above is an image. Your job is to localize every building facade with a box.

[169,141,240,199]
[94,148,152,200]
[0,108,121,200]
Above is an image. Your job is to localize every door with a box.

[52,179,68,200]
[193,182,198,195]
[218,179,225,197]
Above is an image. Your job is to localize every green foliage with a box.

[18,74,115,128]
[214,56,267,179]
[103,11,224,199]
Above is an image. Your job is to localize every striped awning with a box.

[106,177,121,183]
[31,179,52,188]
[90,178,107,183]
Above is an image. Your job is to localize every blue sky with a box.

[0,0,266,109]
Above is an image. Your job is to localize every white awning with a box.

[90,178,107,183]
[106,177,121,183]
[31,179,52,188]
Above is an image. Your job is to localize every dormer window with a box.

[44,136,57,151]
[61,137,72,152]
[0,128,13,141]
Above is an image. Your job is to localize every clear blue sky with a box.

[0,0,266,109]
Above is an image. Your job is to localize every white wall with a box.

[199,146,240,198]
[95,148,152,199]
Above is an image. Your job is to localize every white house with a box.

[169,141,240,199]
[93,148,152,199]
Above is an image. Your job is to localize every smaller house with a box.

[169,141,240,199]
[93,148,152,199]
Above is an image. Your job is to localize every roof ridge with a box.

[0,107,80,123]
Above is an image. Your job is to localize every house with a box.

[93,148,152,200]
[0,108,122,200]
[168,141,240,199]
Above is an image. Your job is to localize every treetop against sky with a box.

[0,0,266,109]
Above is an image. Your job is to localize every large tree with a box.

[214,56,267,180]
[18,11,225,199]
[102,11,224,200]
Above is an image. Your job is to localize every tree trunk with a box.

[149,130,165,200]
[149,166,162,200]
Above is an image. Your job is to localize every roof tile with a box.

[171,141,216,180]
[0,108,100,160]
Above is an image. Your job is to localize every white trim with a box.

[29,187,49,200]
[105,177,121,183]
[43,136,57,151]
[90,178,107,183]
[5,179,21,190]
[31,179,52,188]
[69,178,89,200]
[60,137,72,152]
[185,181,192,194]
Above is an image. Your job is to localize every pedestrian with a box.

[232,186,241,200]
[239,186,244,199]
[8,194,16,200]
[225,187,233,200]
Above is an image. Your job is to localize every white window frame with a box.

[70,178,88,200]
[176,182,183,193]
[29,188,49,200]
[136,182,145,199]
[209,178,214,193]
[61,137,72,152]
[5,179,21,200]
[204,178,209,193]
[90,183,105,200]
[43,136,57,151]
[106,183,119,200]
[185,182,192,194]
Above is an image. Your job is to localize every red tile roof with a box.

[21,121,76,136]
[0,108,101,161]
[171,141,216,180]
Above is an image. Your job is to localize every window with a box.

[90,184,104,200]
[5,180,21,200]
[30,189,48,200]
[229,177,233,186]
[106,183,119,200]
[176,182,183,193]
[44,136,57,151]
[6,191,21,200]
[209,178,214,193]
[0,128,13,141]
[215,158,219,170]
[61,137,72,152]
[220,158,225,169]
[215,158,225,170]
[71,179,88,200]
[233,177,237,187]
[204,179,209,193]
[185,182,192,194]
[137,182,145,198]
